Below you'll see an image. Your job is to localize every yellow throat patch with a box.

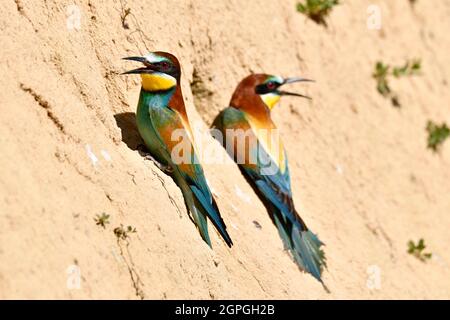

[141,72,177,91]
[261,93,281,110]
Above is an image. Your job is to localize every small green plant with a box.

[372,59,422,107]
[94,213,110,229]
[114,224,137,240]
[373,62,391,97]
[296,0,339,26]
[373,62,400,107]
[407,239,432,262]
[426,121,450,152]
[393,59,421,78]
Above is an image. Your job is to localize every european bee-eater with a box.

[123,51,232,248]
[212,74,325,281]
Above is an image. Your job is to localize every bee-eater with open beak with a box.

[123,52,232,248]
[212,74,325,281]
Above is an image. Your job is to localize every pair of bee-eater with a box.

[123,51,326,282]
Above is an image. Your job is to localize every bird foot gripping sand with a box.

[137,143,174,174]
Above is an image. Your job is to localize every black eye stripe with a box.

[151,60,181,80]
[255,81,280,94]
[158,61,170,68]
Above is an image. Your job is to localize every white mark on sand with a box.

[101,150,112,162]
[206,178,219,198]
[230,203,238,213]
[85,144,98,167]
[230,222,239,230]
[234,185,251,204]
[432,254,448,268]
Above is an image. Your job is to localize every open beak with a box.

[278,77,314,99]
[121,56,153,75]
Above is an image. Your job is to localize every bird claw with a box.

[137,144,173,174]
[145,155,173,174]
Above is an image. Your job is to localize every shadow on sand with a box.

[114,112,144,152]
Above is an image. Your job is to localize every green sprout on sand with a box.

[426,121,450,152]
[372,59,422,107]
[407,239,432,262]
[95,213,110,229]
[296,0,339,26]
[393,59,421,78]
[114,224,137,240]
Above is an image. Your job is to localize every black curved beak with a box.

[122,56,153,75]
[278,77,314,100]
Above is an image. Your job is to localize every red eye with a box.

[160,61,170,70]
[267,82,275,89]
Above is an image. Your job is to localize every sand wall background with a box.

[1,0,449,299]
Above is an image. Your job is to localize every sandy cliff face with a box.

[0,0,449,299]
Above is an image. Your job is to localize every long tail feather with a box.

[191,186,233,247]
[273,208,326,282]
[191,204,212,247]
[174,171,233,248]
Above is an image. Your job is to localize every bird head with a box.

[122,51,181,92]
[231,74,313,111]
